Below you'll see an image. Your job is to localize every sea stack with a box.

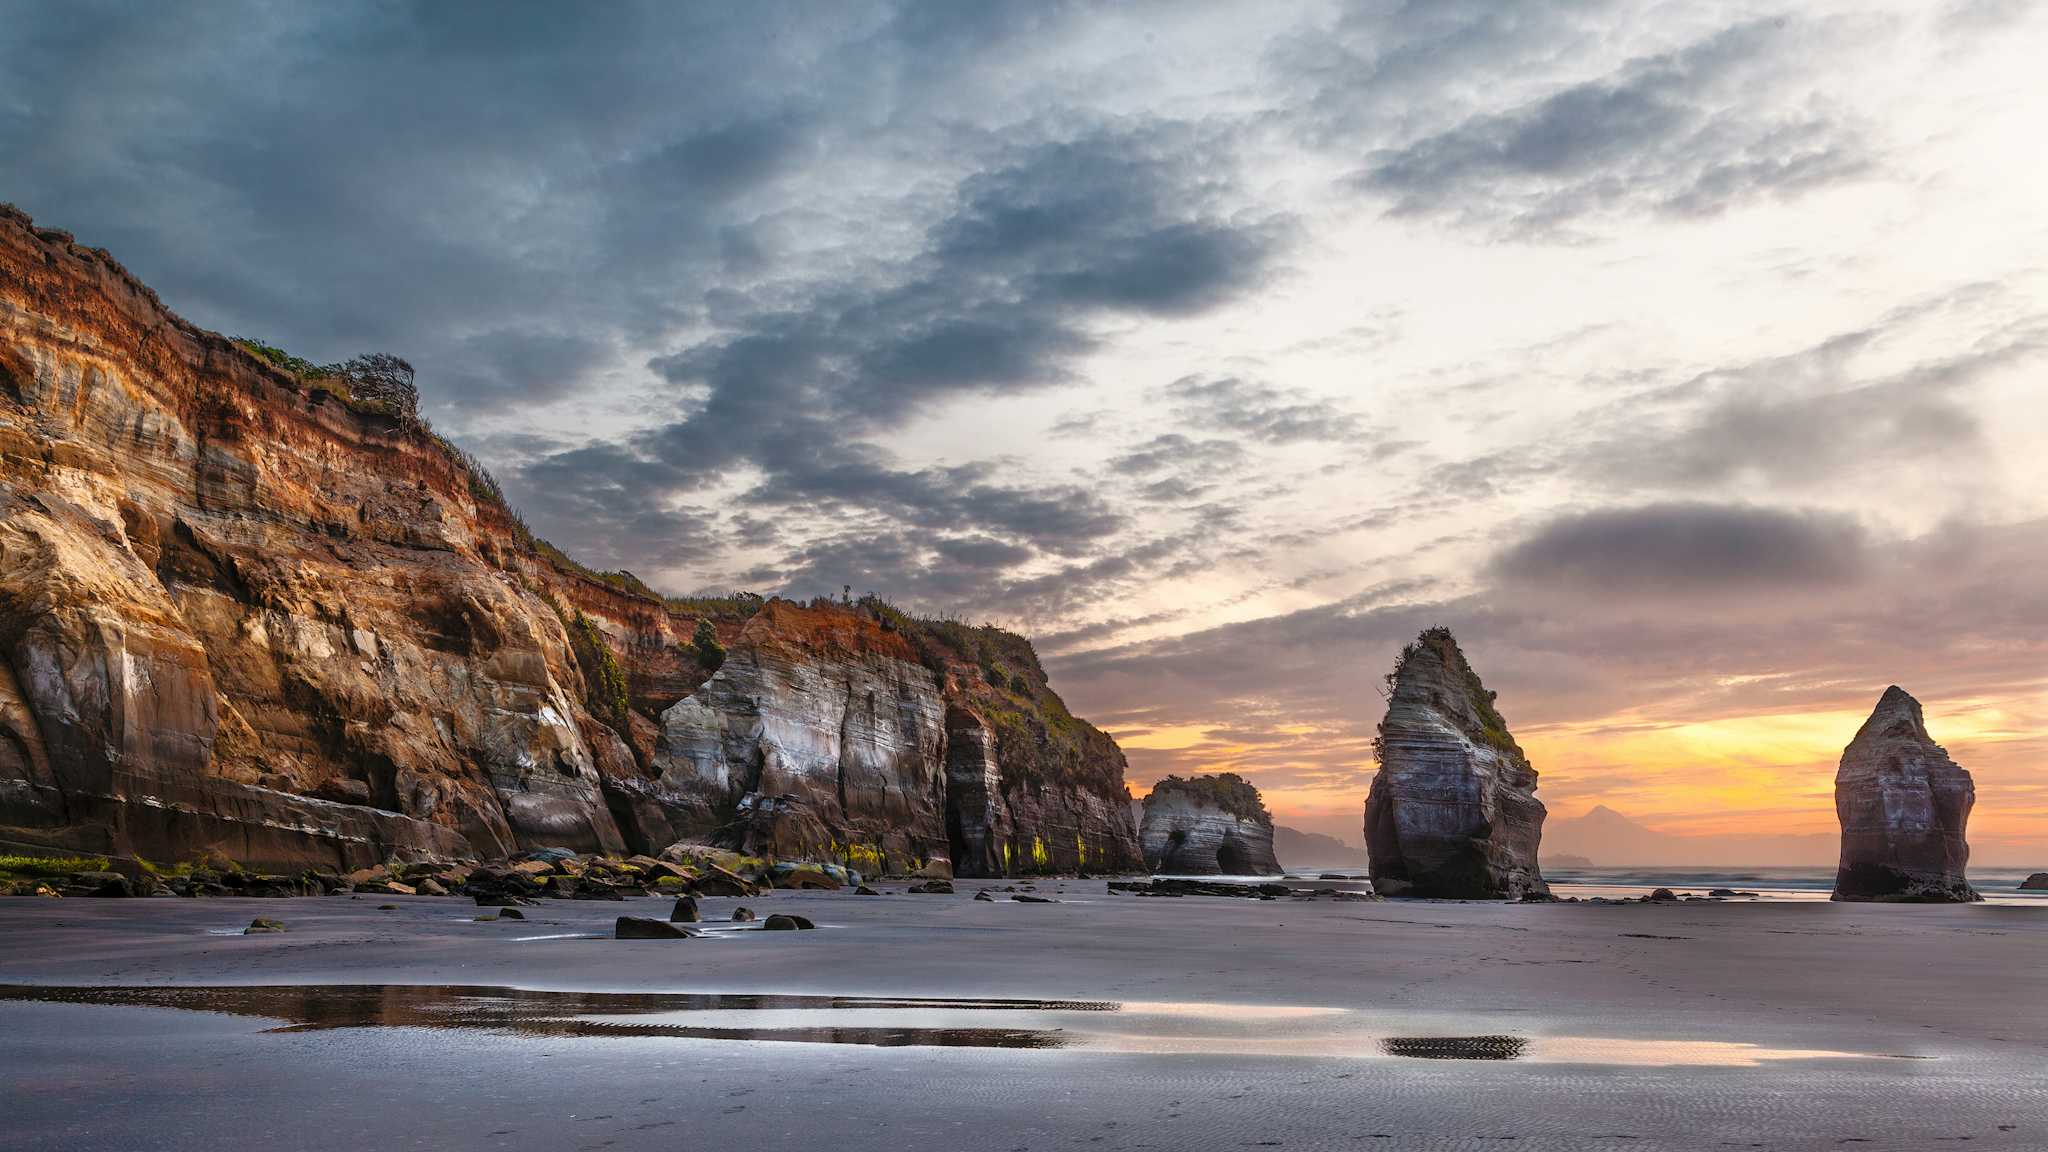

[1364,628,1546,899]
[1832,687,1979,903]
[1140,773,1281,875]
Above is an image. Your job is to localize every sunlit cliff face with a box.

[5,2,2045,858]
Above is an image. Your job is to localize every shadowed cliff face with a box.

[1833,686,1978,903]
[1140,773,1280,876]
[1364,628,1547,899]
[0,207,1136,875]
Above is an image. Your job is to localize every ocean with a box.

[1187,865,2048,904]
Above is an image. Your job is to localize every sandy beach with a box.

[3,882,2043,1151]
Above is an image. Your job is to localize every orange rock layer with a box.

[0,206,1138,875]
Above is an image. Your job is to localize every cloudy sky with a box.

[7,1,2046,860]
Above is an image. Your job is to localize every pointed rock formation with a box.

[1140,773,1281,876]
[1364,628,1546,899]
[1833,686,1979,903]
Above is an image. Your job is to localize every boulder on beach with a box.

[761,914,815,931]
[1140,773,1281,876]
[668,896,700,923]
[1363,628,1547,899]
[616,916,694,939]
[1832,687,1980,903]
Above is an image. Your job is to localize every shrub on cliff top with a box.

[693,618,726,671]
[1145,773,1271,824]
[1378,626,1523,760]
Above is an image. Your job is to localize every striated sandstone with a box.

[1833,686,1979,903]
[1364,628,1546,899]
[1140,773,1280,875]
[0,206,1138,876]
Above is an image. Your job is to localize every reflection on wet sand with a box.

[0,985,1901,1065]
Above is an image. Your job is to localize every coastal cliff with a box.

[1139,773,1280,875]
[1833,686,1979,903]
[1364,627,1547,899]
[0,206,1137,876]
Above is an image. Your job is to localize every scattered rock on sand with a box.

[731,906,756,922]
[855,885,879,895]
[244,918,286,934]
[973,889,996,902]
[1013,894,1055,904]
[669,896,700,923]
[761,914,816,931]
[907,880,954,894]
[1647,888,1678,902]
[616,916,694,939]
[496,907,525,920]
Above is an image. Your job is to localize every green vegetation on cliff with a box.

[1379,626,1524,760]
[1145,772,1271,824]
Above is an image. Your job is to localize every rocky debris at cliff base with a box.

[1833,687,1980,904]
[616,917,695,940]
[1108,879,1375,901]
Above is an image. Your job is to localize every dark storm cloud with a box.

[528,122,1288,580]
[1344,19,1873,236]
[1488,503,1868,594]
[0,2,856,410]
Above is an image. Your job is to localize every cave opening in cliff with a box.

[1215,838,1250,875]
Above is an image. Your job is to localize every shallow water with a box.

[0,984,1909,1066]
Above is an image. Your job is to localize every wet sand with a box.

[2,881,2043,1150]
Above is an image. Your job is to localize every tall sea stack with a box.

[1833,686,1979,903]
[1364,628,1546,899]
[1140,773,1281,875]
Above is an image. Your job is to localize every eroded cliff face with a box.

[1364,628,1546,899]
[647,601,948,871]
[0,207,1137,874]
[649,605,1141,877]
[1140,773,1280,875]
[1833,686,1979,903]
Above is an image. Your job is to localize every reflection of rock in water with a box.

[0,984,1105,1049]
[1381,1035,1527,1061]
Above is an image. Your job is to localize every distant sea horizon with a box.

[1200,864,2048,905]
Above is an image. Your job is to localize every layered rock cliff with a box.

[1363,628,1547,899]
[0,206,1137,876]
[1833,686,1979,903]
[1140,773,1280,875]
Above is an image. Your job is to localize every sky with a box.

[5,0,2045,862]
